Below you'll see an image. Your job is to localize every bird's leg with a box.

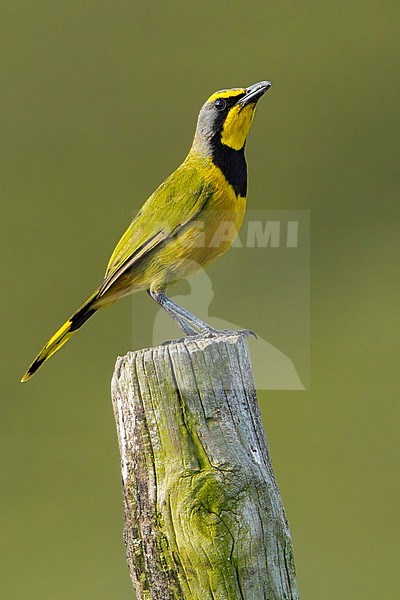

[149,290,231,337]
[162,297,219,335]
[172,300,257,337]
[149,290,257,338]
[148,290,199,336]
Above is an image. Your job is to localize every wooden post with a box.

[111,332,299,600]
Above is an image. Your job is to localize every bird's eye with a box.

[214,98,227,111]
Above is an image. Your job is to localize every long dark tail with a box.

[21,290,100,382]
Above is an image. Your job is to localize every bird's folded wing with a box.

[99,168,213,295]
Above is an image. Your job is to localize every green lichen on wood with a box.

[112,333,299,600]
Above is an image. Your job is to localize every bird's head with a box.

[192,81,271,154]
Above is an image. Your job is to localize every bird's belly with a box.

[150,193,246,288]
[121,192,246,293]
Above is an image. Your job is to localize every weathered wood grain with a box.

[111,332,299,599]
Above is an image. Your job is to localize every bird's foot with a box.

[160,328,257,347]
[186,326,257,339]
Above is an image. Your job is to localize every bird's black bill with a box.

[237,81,271,107]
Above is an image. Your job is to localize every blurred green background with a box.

[1,1,399,598]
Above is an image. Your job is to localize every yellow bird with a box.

[21,81,271,382]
